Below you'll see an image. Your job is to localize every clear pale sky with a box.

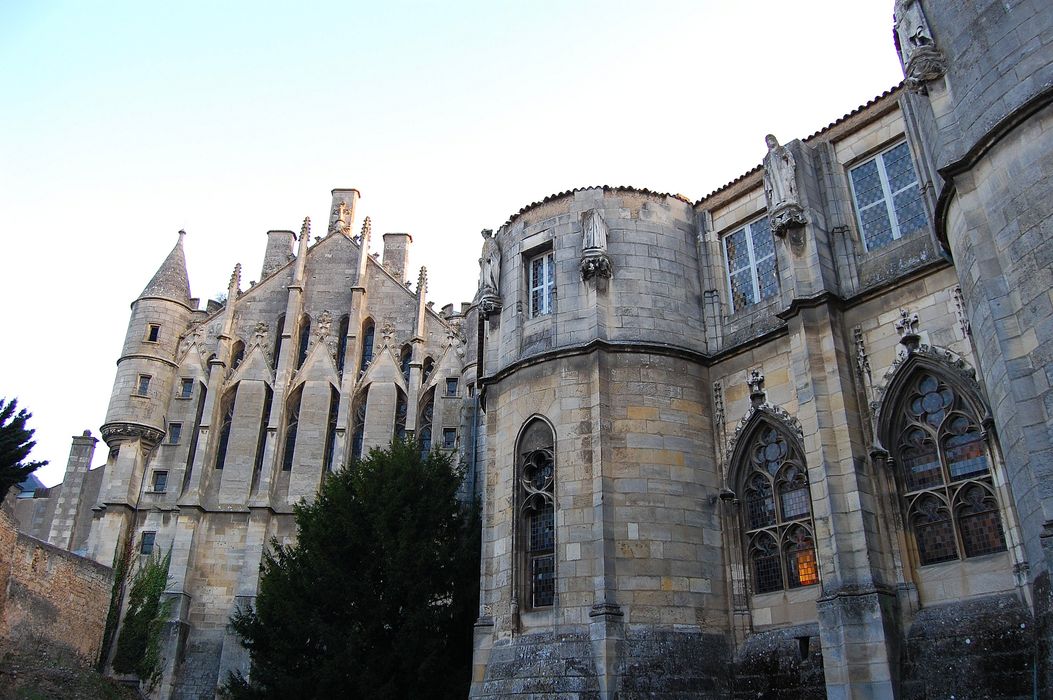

[0,1,904,486]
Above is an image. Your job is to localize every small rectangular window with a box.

[168,423,182,445]
[141,531,156,555]
[467,382,476,398]
[152,471,168,493]
[442,428,456,449]
[445,377,459,397]
[146,324,161,342]
[848,141,928,251]
[529,252,555,318]
[723,216,778,312]
[179,378,194,399]
[136,375,152,396]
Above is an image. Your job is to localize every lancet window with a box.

[740,423,818,594]
[282,388,302,471]
[394,389,408,441]
[419,389,434,456]
[518,419,556,609]
[323,385,340,471]
[360,320,375,374]
[889,371,1006,565]
[214,388,237,470]
[350,388,368,460]
[296,315,311,369]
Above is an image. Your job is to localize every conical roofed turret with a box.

[140,230,192,303]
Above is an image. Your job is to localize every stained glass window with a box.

[723,216,778,312]
[741,424,817,594]
[849,142,927,250]
[893,372,1006,565]
[519,420,556,609]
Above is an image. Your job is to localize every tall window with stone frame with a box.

[214,387,237,470]
[418,388,434,456]
[848,141,928,251]
[394,388,408,441]
[528,251,555,318]
[282,387,303,471]
[400,345,412,384]
[723,215,778,313]
[350,387,368,461]
[517,419,556,609]
[296,314,311,369]
[336,314,350,375]
[322,385,340,472]
[360,319,375,374]
[230,340,245,370]
[737,421,819,594]
[886,370,1007,565]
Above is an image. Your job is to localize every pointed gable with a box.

[228,343,274,386]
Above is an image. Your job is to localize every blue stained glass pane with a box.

[731,269,754,309]
[893,186,927,237]
[725,229,749,271]
[757,257,778,301]
[882,143,917,192]
[860,200,894,249]
[851,160,883,208]
[750,218,773,258]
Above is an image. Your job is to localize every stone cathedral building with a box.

[12,0,1053,697]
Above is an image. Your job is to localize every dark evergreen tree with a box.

[223,440,481,700]
[0,398,48,498]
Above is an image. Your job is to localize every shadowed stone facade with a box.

[16,1,1053,696]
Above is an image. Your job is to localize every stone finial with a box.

[762,134,806,235]
[896,309,921,352]
[359,216,372,245]
[300,217,311,240]
[747,369,766,406]
[417,266,428,296]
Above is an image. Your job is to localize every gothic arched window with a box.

[214,387,237,470]
[230,340,245,370]
[336,314,350,375]
[296,315,311,369]
[400,345,412,384]
[322,385,340,472]
[282,387,302,472]
[422,357,434,385]
[418,389,434,456]
[740,424,818,594]
[360,319,375,374]
[518,419,556,609]
[350,388,368,461]
[890,371,1006,565]
[394,388,408,441]
[273,314,286,364]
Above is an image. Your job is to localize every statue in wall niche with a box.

[580,209,613,282]
[894,0,946,93]
[762,134,807,235]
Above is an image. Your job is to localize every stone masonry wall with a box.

[0,510,114,663]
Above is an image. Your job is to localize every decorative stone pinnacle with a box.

[228,263,242,293]
[417,266,428,296]
[896,309,921,352]
[361,216,372,239]
[300,217,311,240]
[178,229,187,238]
[747,369,766,406]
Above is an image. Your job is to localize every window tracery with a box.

[518,420,555,609]
[740,424,818,593]
[891,371,1006,565]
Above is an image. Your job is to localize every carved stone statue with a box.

[762,135,806,234]
[894,0,946,92]
[479,229,501,295]
[582,209,608,252]
[580,209,613,282]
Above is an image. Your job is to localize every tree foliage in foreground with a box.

[0,398,48,498]
[223,440,481,700]
[111,547,172,689]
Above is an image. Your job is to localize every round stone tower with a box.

[91,231,194,563]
